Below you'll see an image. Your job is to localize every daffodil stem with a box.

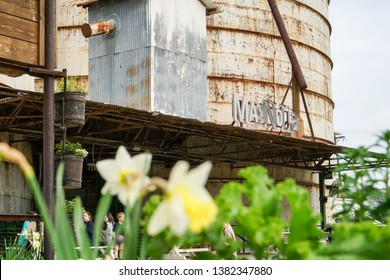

[129,199,141,259]
[0,143,60,258]
[122,203,132,260]
[122,200,142,260]
[24,170,59,259]
[139,229,148,260]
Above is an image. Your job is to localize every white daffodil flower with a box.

[33,231,40,240]
[147,161,217,236]
[96,146,152,206]
[22,229,29,238]
[32,240,41,249]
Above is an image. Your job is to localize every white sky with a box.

[329,0,390,149]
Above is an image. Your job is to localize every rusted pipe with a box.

[81,19,116,38]
[267,0,307,90]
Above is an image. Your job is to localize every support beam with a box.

[267,0,307,90]
[319,173,326,230]
[43,0,55,260]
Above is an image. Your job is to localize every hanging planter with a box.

[55,155,84,189]
[55,76,87,128]
[55,91,86,128]
[55,140,88,189]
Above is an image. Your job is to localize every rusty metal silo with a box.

[207,0,333,143]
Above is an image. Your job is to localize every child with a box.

[83,211,94,244]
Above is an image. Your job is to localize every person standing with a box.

[83,211,94,245]
[18,210,37,246]
[113,211,124,233]
[106,212,115,242]
[113,212,125,259]
[100,213,114,246]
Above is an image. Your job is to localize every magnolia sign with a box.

[232,94,299,132]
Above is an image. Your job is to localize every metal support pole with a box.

[300,87,315,140]
[267,0,307,90]
[319,173,326,230]
[43,0,55,260]
[61,69,67,159]
[292,76,304,138]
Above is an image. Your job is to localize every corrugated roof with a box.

[0,86,344,171]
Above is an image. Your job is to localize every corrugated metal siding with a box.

[88,0,151,108]
[150,0,207,120]
[152,47,207,119]
[88,0,208,120]
[206,0,334,142]
[0,133,34,214]
[88,0,150,56]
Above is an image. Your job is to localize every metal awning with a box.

[0,87,343,172]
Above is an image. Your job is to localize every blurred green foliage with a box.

[2,131,390,260]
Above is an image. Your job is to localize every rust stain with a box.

[126,66,138,77]
[97,22,112,34]
[141,58,151,70]
[141,95,150,108]
[127,84,137,95]
[141,77,151,89]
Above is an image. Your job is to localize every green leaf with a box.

[54,165,78,260]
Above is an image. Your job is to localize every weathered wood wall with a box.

[0,0,44,76]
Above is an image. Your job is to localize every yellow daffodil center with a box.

[173,186,217,233]
[32,240,41,249]
[119,169,140,187]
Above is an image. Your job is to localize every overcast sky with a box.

[329,1,390,149]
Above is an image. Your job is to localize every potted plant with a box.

[55,140,88,189]
[64,198,83,215]
[55,77,87,128]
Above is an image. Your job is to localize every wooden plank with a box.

[0,12,38,43]
[0,0,39,22]
[0,34,38,65]
[38,0,45,66]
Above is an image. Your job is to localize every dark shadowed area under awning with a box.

[0,87,344,172]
